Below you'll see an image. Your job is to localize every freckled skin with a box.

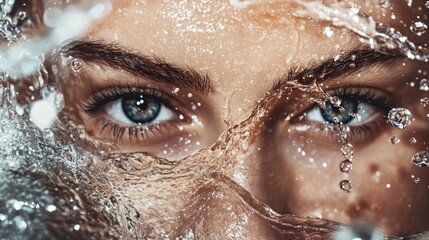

[61,0,429,237]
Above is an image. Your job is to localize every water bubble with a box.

[339,159,353,173]
[379,0,390,8]
[340,180,352,192]
[387,108,413,129]
[410,21,427,36]
[409,137,417,144]
[341,143,354,159]
[420,79,429,91]
[389,136,400,145]
[71,59,82,72]
[421,97,429,107]
[411,151,429,168]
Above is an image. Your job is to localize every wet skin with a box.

[59,0,429,237]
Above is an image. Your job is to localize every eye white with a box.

[305,102,377,125]
[104,99,174,125]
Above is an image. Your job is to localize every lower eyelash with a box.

[98,118,171,143]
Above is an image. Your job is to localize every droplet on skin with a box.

[71,59,82,72]
[340,180,352,192]
[410,21,427,36]
[323,27,334,37]
[409,137,417,144]
[426,0,429,8]
[387,108,413,129]
[389,137,400,145]
[414,177,421,183]
[379,0,390,8]
[340,159,353,173]
[411,151,429,168]
[172,87,180,94]
[421,97,429,107]
[341,143,354,159]
[420,79,429,91]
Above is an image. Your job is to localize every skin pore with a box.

[59,0,429,237]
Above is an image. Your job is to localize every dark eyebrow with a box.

[271,48,403,91]
[61,40,214,95]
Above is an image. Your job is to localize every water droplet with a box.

[387,108,413,129]
[426,0,429,8]
[420,79,429,91]
[341,143,354,159]
[340,180,352,192]
[406,0,413,7]
[411,151,429,167]
[71,59,82,72]
[340,159,353,173]
[12,216,27,232]
[172,87,180,94]
[410,21,427,36]
[17,11,27,20]
[29,99,58,129]
[389,136,400,145]
[409,137,417,144]
[414,177,421,183]
[46,205,57,212]
[323,27,334,37]
[421,97,429,107]
[330,95,342,107]
[73,224,80,230]
[379,0,390,8]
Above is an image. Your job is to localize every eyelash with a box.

[81,86,185,143]
[293,87,396,143]
[82,86,171,113]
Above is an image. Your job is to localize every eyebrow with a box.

[62,40,214,95]
[63,40,402,95]
[272,48,402,91]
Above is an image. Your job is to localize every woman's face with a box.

[57,0,428,238]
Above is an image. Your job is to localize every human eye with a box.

[79,86,193,148]
[292,87,395,143]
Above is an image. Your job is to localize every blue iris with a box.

[121,94,161,123]
[320,100,358,124]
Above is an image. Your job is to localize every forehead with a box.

[84,1,425,90]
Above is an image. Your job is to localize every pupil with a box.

[320,100,357,124]
[121,94,161,123]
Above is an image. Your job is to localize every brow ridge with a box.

[62,40,214,95]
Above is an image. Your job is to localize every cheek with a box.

[260,122,429,235]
